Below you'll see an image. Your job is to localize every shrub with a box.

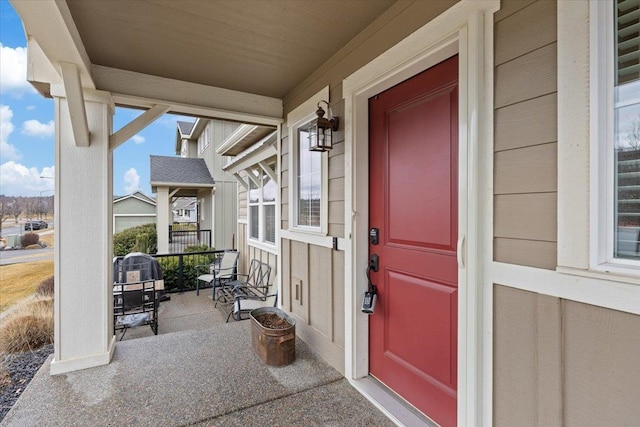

[157,253,213,292]
[133,232,151,254]
[113,223,157,256]
[183,244,213,253]
[36,276,54,296]
[0,296,54,353]
[21,233,39,247]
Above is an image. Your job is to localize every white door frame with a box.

[342,1,498,425]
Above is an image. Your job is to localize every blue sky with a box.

[0,0,192,197]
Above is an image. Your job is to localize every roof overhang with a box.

[223,131,278,175]
[217,124,277,156]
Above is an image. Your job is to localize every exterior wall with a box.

[114,216,155,233]
[494,285,640,426]
[278,0,458,374]
[197,119,239,250]
[113,197,156,215]
[493,0,557,270]
[492,2,640,426]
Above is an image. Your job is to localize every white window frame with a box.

[247,164,277,248]
[558,0,640,281]
[287,86,329,236]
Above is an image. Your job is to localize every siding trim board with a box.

[342,2,499,425]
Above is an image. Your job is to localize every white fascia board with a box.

[113,193,156,206]
[217,124,256,155]
[93,66,284,123]
[11,0,94,89]
[150,182,215,189]
[26,39,61,95]
[223,133,278,174]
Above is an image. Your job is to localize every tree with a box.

[0,196,8,235]
[9,198,22,223]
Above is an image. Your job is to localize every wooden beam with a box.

[233,173,249,190]
[109,104,170,150]
[244,168,260,187]
[60,62,90,147]
[169,188,181,198]
[12,0,94,89]
[95,66,283,122]
[258,161,277,184]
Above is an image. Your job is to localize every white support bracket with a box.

[258,161,277,184]
[109,104,170,150]
[60,62,90,147]
[233,173,249,190]
[244,168,260,187]
[169,188,181,198]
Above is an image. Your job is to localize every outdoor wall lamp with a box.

[308,100,339,152]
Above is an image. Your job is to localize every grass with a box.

[0,295,54,353]
[0,260,54,312]
[39,232,54,248]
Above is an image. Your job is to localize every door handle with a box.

[457,235,465,269]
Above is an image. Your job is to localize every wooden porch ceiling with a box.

[64,0,396,101]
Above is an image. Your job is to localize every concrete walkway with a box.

[1,294,395,426]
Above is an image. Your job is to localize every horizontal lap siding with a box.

[493,0,557,270]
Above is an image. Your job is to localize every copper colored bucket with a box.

[250,307,296,366]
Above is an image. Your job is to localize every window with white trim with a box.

[613,0,640,260]
[296,125,322,228]
[287,86,329,235]
[248,162,276,246]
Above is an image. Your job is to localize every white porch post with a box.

[157,187,170,253]
[50,90,116,375]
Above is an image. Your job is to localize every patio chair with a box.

[218,260,274,321]
[113,278,158,340]
[195,250,239,300]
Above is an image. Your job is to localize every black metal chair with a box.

[217,259,275,322]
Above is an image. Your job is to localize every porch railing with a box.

[114,249,227,293]
[168,224,212,253]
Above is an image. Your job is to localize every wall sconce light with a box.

[308,100,339,152]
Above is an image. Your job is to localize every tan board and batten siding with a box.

[278,0,458,373]
[493,2,640,426]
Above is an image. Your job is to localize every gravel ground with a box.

[0,345,53,421]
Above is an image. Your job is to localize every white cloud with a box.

[21,119,54,137]
[123,168,140,193]
[131,134,145,144]
[0,105,21,161]
[0,161,55,196]
[0,43,34,95]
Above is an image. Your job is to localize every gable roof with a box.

[177,121,195,137]
[113,191,156,206]
[150,156,215,186]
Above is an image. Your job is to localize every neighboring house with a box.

[174,118,240,251]
[112,191,156,233]
[149,155,215,253]
[172,197,197,223]
[14,1,640,426]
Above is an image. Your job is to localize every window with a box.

[247,163,276,246]
[198,127,210,153]
[613,0,640,260]
[296,126,322,228]
[286,86,329,236]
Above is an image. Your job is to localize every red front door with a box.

[368,55,458,427]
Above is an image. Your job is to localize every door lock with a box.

[369,254,379,272]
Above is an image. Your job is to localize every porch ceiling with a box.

[64,0,396,100]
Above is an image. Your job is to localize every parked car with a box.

[24,220,48,231]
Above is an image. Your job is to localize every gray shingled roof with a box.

[177,121,195,136]
[150,156,215,185]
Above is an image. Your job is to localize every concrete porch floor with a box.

[0,292,395,426]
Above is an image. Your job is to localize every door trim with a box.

[342,1,498,425]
